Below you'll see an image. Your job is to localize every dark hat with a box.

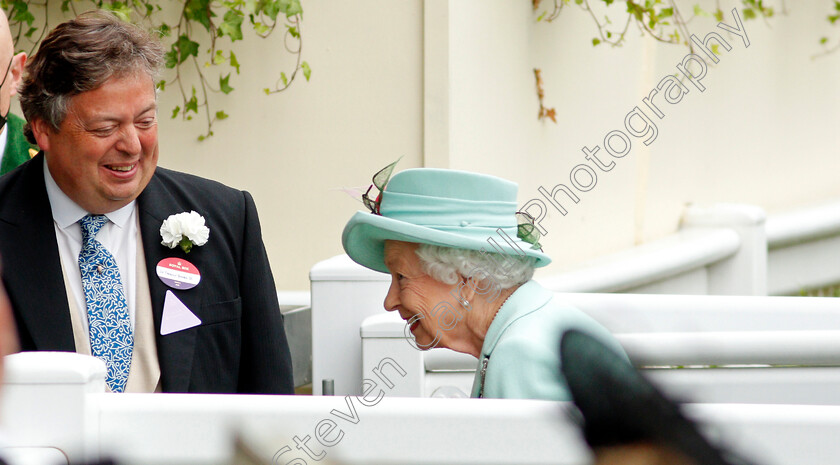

[559,329,753,465]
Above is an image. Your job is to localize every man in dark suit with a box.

[0,11,293,394]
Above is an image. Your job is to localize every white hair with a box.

[415,243,536,290]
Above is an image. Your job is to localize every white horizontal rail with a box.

[618,331,840,367]
[558,293,840,333]
[420,331,840,372]
[94,395,586,465]
[538,228,739,293]
[766,199,840,248]
[90,395,840,465]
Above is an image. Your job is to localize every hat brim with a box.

[342,211,552,274]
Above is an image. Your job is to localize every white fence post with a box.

[681,203,767,296]
[310,254,390,396]
[1,352,105,463]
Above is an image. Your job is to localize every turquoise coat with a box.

[470,280,627,400]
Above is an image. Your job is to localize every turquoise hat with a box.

[341,168,551,274]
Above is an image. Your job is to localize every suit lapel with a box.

[0,153,74,350]
[137,174,202,392]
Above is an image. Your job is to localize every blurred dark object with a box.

[559,329,753,465]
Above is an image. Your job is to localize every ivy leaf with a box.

[175,34,200,63]
[215,110,229,120]
[820,37,829,45]
[230,51,241,74]
[254,22,270,35]
[101,1,133,21]
[263,88,271,95]
[11,2,35,25]
[171,105,181,118]
[60,0,70,12]
[23,27,37,38]
[743,8,756,20]
[213,50,226,65]
[627,3,644,22]
[288,25,299,38]
[301,61,311,81]
[157,23,172,38]
[185,87,198,114]
[265,0,282,21]
[280,72,288,86]
[592,37,601,46]
[219,73,234,94]
[243,0,259,15]
[714,8,723,21]
[284,0,302,17]
[219,10,244,41]
[185,96,198,114]
[164,49,178,69]
[156,79,166,91]
[184,0,215,31]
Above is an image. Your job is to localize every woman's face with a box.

[383,241,465,350]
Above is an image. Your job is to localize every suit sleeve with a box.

[236,191,295,394]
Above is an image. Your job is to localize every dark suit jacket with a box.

[0,153,294,394]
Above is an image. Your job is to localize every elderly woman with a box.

[342,166,626,400]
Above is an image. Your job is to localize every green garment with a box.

[0,113,38,176]
[470,280,629,400]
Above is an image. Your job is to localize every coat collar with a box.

[480,280,552,358]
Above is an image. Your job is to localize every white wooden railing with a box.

[361,292,840,405]
[5,352,840,465]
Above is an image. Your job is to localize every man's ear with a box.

[8,52,26,97]
[29,118,53,152]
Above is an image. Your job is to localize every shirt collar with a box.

[0,121,8,157]
[480,280,553,358]
[42,156,135,230]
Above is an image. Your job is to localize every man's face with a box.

[34,73,159,214]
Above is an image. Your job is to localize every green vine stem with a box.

[531,0,783,120]
[533,0,776,52]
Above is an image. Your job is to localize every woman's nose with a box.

[383,277,399,311]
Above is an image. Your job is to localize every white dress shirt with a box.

[0,123,8,167]
[43,157,137,334]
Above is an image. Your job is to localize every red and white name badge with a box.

[156,257,201,290]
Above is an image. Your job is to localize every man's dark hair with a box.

[19,10,164,143]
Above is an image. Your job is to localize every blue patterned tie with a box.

[78,214,133,393]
